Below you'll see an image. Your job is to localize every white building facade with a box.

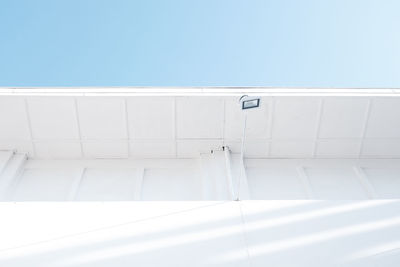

[0,88,399,266]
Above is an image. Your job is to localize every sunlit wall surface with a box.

[0,88,400,266]
[0,201,399,266]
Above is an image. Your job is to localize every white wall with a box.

[1,92,400,159]
[1,152,400,201]
[1,90,400,266]
[0,201,399,267]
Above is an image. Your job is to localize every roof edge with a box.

[0,87,399,97]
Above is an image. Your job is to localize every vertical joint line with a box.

[223,146,235,200]
[266,97,275,157]
[0,153,26,201]
[24,98,36,158]
[6,168,26,201]
[67,167,86,201]
[222,98,226,147]
[353,165,378,199]
[174,97,178,158]
[124,98,131,158]
[296,166,314,199]
[237,150,250,200]
[238,112,248,200]
[0,151,15,176]
[134,168,145,201]
[74,97,84,158]
[359,98,372,158]
[238,202,252,267]
[312,98,324,158]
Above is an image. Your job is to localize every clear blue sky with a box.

[0,0,399,87]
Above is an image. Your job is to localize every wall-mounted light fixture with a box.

[239,95,261,110]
